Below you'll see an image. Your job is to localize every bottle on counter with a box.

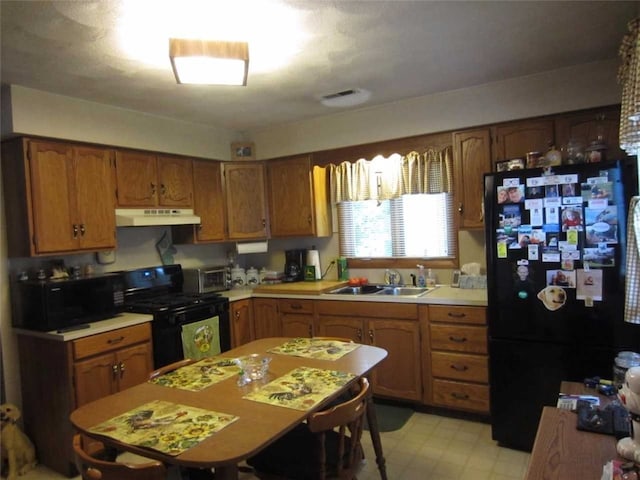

[416,264,426,287]
[426,268,437,288]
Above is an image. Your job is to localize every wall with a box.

[0,58,623,406]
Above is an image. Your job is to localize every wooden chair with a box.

[246,377,369,480]
[148,358,197,381]
[73,434,167,480]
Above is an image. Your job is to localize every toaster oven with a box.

[182,266,229,293]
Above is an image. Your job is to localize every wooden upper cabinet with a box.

[491,119,554,164]
[554,106,626,162]
[453,128,491,229]
[173,159,226,244]
[267,155,331,238]
[157,155,193,207]
[114,150,157,207]
[223,162,269,240]
[2,138,116,256]
[115,151,193,208]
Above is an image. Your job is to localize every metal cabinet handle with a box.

[72,224,79,238]
[80,224,86,236]
[112,363,118,379]
[451,392,470,400]
[357,328,363,342]
[150,183,156,194]
[107,336,125,345]
[447,312,466,318]
[119,362,125,378]
[262,219,266,227]
[451,364,469,372]
[235,311,240,319]
[449,335,467,343]
[308,215,312,225]
[458,203,463,214]
[368,329,374,343]
[290,303,303,310]
[160,184,166,196]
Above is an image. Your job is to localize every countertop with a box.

[14,312,153,341]
[221,282,487,306]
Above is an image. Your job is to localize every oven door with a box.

[151,300,230,368]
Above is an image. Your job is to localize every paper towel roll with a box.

[307,248,321,280]
[236,241,268,254]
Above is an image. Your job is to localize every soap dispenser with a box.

[416,265,426,287]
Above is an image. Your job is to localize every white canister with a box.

[231,265,246,288]
[246,267,259,286]
[306,247,322,280]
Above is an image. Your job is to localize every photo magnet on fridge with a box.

[537,285,567,311]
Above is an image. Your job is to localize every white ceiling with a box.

[1,1,638,133]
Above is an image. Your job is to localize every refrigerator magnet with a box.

[537,286,567,311]
[528,244,539,261]
[497,241,508,258]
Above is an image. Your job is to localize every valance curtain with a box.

[619,17,640,156]
[329,147,453,203]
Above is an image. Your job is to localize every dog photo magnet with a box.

[537,285,567,311]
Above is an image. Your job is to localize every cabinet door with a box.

[317,316,363,343]
[115,343,153,391]
[224,162,269,240]
[157,155,194,207]
[194,159,226,242]
[268,156,315,237]
[554,106,626,161]
[368,319,422,401]
[230,299,255,347]
[492,119,554,163]
[27,140,77,253]
[114,150,157,206]
[453,129,491,229]
[281,314,314,338]
[252,298,281,339]
[73,146,116,250]
[74,352,117,407]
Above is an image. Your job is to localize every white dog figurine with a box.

[617,366,640,462]
[0,403,37,479]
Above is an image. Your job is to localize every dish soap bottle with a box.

[416,265,426,287]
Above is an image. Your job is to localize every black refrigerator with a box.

[484,158,640,451]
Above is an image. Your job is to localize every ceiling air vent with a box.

[320,88,371,108]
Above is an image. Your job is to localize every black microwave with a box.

[12,273,125,332]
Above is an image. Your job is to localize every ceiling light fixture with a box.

[169,38,249,86]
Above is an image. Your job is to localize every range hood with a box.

[115,208,201,227]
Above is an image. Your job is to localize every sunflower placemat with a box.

[268,337,360,360]
[149,356,240,391]
[89,400,238,456]
[242,366,356,410]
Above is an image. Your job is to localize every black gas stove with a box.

[121,264,230,368]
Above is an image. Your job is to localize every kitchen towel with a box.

[181,316,221,360]
[625,196,640,323]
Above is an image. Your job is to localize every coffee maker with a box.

[284,249,306,282]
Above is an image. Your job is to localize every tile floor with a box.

[22,410,530,480]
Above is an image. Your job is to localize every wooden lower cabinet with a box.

[279,299,315,338]
[420,304,489,414]
[230,299,255,347]
[252,298,282,339]
[316,301,422,402]
[16,323,153,476]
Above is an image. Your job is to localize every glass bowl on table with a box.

[235,354,272,386]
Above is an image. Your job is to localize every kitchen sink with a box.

[374,286,433,296]
[329,285,384,295]
[328,285,436,297]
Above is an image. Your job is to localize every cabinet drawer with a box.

[73,323,151,360]
[431,351,488,383]
[430,324,487,354]
[428,305,486,325]
[278,299,314,314]
[432,379,490,413]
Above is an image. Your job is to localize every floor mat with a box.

[365,402,414,432]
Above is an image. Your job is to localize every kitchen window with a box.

[330,148,457,268]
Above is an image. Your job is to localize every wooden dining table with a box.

[70,337,389,480]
